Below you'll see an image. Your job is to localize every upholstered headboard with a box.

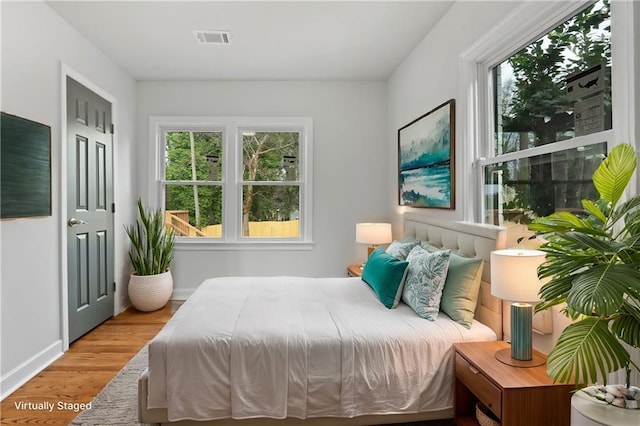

[403,213,507,339]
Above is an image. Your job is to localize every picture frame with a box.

[398,99,455,209]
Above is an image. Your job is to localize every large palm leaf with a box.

[528,211,605,236]
[592,143,637,206]
[611,302,640,349]
[567,265,640,316]
[547,318,630,384]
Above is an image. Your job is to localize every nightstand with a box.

[347,264,362,277]
[453,341,573,426]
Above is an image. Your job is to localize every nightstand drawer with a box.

[455,353,502,419]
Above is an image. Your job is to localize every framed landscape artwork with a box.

[398,99,455,209]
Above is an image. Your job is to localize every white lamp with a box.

[491,249,548,367]
[356,223,392,257]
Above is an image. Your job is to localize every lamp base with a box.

[495,347,546,368]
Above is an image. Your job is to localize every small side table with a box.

[347,264,362,277]
[454,341,573,425]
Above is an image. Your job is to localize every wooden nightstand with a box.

[453,341,573,426]
[347,264,362,277]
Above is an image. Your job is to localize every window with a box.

[493,0,611,155]
[484,142,607,245]
[164,131,224,237]
[150,117,313,247]
[476,0,615,246]
[241,130,301,238]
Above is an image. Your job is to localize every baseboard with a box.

[1,340,63,400]
[171,288,195,301]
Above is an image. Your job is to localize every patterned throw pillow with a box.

[386,240,419,261]
[402,246,451,320]
[419,242,484,328]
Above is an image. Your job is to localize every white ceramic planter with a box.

[571,387,640,426]
[128,270,173,312]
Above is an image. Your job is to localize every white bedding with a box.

[147,276,496,422]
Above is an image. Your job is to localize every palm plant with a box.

[528,143,640,386]
[125,199,175,276]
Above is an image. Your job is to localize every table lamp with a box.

[356,223,392,257]
[490,249,548,367]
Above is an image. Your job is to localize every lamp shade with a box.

[355,223,392,245]
[490,249,548,302]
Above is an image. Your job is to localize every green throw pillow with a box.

[420,242,484,328]
[361,248,409,309]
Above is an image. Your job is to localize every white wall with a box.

[0,0,137,398]
[387,1,520,235]
[137,81,388,295]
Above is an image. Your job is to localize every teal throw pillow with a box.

[361,248,409,309]
[420,242,484,328]
[386,239,419,261]
[402,246,450,321]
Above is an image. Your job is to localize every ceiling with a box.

[46,1,454,81]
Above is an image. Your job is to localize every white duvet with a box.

[147,276,496,422]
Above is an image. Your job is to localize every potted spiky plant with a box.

[528,143,640,407]
[125,199,175,312]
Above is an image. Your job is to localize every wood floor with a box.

[0,301,182,425]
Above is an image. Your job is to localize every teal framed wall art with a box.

[398,99,455,209]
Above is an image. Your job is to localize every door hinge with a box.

[110,123,114,134]
[113,282,116,292]
[112,203,115,213]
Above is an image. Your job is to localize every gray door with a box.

[66,76,114,343]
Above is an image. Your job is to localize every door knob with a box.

[68,217,88,227]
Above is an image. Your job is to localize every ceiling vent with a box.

[193,30,232,45]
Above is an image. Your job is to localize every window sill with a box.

[173,239,315,251]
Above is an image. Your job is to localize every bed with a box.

[139,214,506,425]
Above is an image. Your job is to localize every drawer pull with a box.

[468,366,479,374]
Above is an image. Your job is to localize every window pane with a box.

[242,131,299,182]
[241,185,299,238]
[494,0,611,156]
[484,142,606,246]
[165,184,222,237]
[165,131,223,181]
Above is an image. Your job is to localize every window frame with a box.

[148,116,314,250]
[458,0,636,224]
